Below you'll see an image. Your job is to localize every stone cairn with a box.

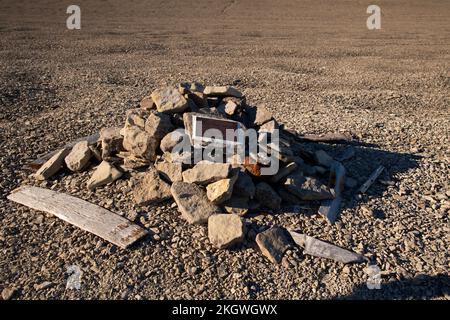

[34,82,354,263]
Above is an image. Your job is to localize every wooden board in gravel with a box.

[7,186,148,249]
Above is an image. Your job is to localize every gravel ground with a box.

[0,0,449,300]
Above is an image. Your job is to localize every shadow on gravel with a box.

[279,139,422,220]
[334,274,450,300]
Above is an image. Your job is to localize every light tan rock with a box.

[170,181,221,224]
[140,95,155,110]
[155,161,183,183]
[144,111,174,142]
[206,177,236,204]
[208,214,245,249]
[35,148,70,180]
[100,127,123,159]
[87,161,123,190]
[160,129,187,153]
[182,161,231,185]
[133,168,172,205]
[254,104,273,126]
[124,108,149,130]
[122,126,157,160]
[151,87,188,114]
[204,86,243,98]
[223,196,250,216]
[65,141,92,172]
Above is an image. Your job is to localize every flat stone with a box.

[151,86,188,114]
[204,85,243,98]
[100,127,123,160]
[65,141,92,172]
[284,171,333,200]
[155,161,183,183]
[255,182,281,210]
[119,155,151,171]
[160,129,188,153]
[223,196,249,216]
[133,168,172,205]
[206,177,236,204]
[170,181,221,224]
[87,161,123,190]
[208,214,245,249]
[35,148,70,180]
[255,227,292,264]
[182,161,231,185]
[232,170,255,199]
[269,162,297,183]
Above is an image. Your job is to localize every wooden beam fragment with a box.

[7,186,147,249]
[288,230,366,264]
[358,165,385,194]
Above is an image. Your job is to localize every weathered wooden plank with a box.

[318,197,342,224]
[358,165,385,193]
[7,186,147,249]
[284,129,353,144]
[288,230,366,264]
[24,133,100,171]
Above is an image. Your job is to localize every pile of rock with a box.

[33,82,355,264]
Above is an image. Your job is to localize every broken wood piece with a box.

[336,146,355,162]
[358,165,385,194]
[318,197,342,224]
[7,186,147,248]
[288,230,366,264]
[25,133,100,171]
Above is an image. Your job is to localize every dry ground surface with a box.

[0,0,449,299]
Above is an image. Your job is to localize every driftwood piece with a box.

[318,161,345,224]
[288,230,366,264]
[24,133,100,171]
[358,165,385,193]
[7,186,147,249]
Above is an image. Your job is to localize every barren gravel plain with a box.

[0,0,449,299]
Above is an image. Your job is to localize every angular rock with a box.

[278,188,302,204]
[87,161,123,190]
[208,214,245,249]
[259,119,278,133]
[255,227,292,264]
[65,141,92,172]
[121,126,157,160]
[100,127,123,160]
[182,161,231,185]
[144,110,174,142]
[170,181,221,224]
[133,168,171,205]
[288,230,366,264]
[206,177,236,204]
[187,92,208,109]
[2,287,17,300]
[35,148,70,180]
[269,162,297,183]
[204,85,243,98]
[119,155,151,171]
[315,150,334,168]
[140,95,155,110]
[318,197,342,224]
[232,170,256,199]
[162,150,193,165]
[151,87,188,114]
[155,161,183,183]
[124,108,149,130]
[254,104,273,126]
[284,172,333,200]
[160,129,188,153]
[255,182,281,210]
[223,196,249,216]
